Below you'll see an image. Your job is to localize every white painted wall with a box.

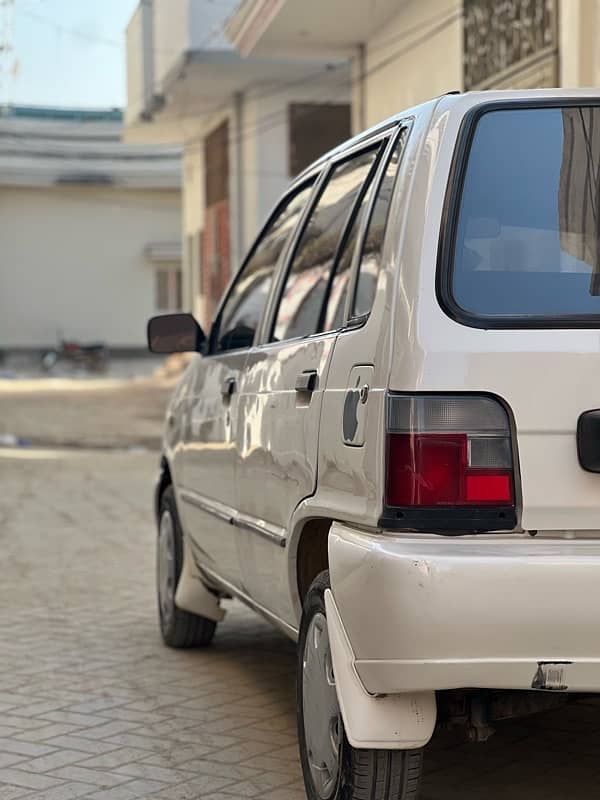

[125,1,154,126]
[559,0,600,88]
[189,0,239,50]
[362,0,462,127]
[153,0,189,92]
[182,134,207,324]
[240,75,351,252]
[0,186,181,348]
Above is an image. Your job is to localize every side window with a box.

[353,127,409,319]
[214,182,314,353]
[272,147,380,343]
[323,168,380,331]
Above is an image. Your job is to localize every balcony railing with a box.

[463,0,558,90]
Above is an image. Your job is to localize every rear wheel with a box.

[297,571,423,800]
[157,486,217,648]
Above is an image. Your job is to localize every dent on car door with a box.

[177,181,318,591]
[237,141,388,623]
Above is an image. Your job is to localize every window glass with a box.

[325,177,379,330]
[215,182,314,352]
[451,107,600,321]
[273,148,379,342]
[155,268,183,312]
[155,270,169,311]
[353,129,407,318]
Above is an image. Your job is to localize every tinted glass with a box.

[215,182,314,352]
[324,170,380,331]
[353,130,407,318]
[273,148,379,342]
[452,107,600,320]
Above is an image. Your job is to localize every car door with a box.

[177,181,316,589]
[236,139,389,620]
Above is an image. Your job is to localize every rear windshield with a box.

[449,106,600,325]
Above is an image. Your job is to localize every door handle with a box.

[295,370,318,393]
[221,377,237,399]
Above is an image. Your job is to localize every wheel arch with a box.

[294,516,333,611]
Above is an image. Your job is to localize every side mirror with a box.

[147,313,206,354]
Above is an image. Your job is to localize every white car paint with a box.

[161,88,600,749]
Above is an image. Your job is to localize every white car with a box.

[148,88,600,800]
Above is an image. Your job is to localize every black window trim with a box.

[263,132,393,348]
[206,169,321,357]
[437,97,600,331]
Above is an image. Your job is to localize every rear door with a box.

[236,139,388,617]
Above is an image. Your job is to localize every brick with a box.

[49,766,132,788]
[0,767,62,791]
[114,763,195,784]
[42,736,120,756]
[0,739,56,758]
[19,749,87,773]
[76,749,151,770]
[28,782,99,800]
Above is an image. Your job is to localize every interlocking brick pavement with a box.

[1,446,600,799]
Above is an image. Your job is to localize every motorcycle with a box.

[41,339,109,373]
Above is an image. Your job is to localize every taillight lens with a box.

[386,395,514,508]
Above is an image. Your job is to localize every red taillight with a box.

[465,472,512,504]
[386,396,515,510]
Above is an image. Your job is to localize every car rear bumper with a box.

[328,523,600,695]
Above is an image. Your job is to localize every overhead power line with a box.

[8,2,463,181]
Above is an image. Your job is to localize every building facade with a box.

[125,0,351,330]
[228,0,598,131]
[0,106,182,351]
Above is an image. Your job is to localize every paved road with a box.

[1,447,600,800]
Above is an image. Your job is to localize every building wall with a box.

[153,0,189,92]
[241,77,352,252]
[0,186,181,349]
[125,1,154,126]
[361,0,462,127]
[183,131,209,326]
[560,0,600,87]
[178,74,351,330]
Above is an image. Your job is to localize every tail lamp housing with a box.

[381,394,517,533]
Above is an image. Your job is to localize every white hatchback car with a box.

[148,89,600,800]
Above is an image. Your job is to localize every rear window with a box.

[447,105,600,326]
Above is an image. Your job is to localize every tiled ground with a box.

[1,446,600,799]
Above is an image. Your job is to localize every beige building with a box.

[227,0,599,131]
[0,106,181,351]
[125,0,351,330]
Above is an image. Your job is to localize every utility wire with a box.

[178,8,461,169]
[6,4,462,181]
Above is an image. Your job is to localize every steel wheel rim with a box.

[303,611,342,799]
[157,510,176,626]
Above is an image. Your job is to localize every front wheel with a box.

[297,571,423,800]
[157,486,217,648]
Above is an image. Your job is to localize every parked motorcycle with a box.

[41,340,109,373]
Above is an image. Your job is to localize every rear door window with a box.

[272,146,381,342]
[352,128,408,319]
[447,105,600,325]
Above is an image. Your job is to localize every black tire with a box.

[157,486,217,648]
[297,571,423,800]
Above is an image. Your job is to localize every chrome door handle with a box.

[295,370,318,393]
[221,377,237,398]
